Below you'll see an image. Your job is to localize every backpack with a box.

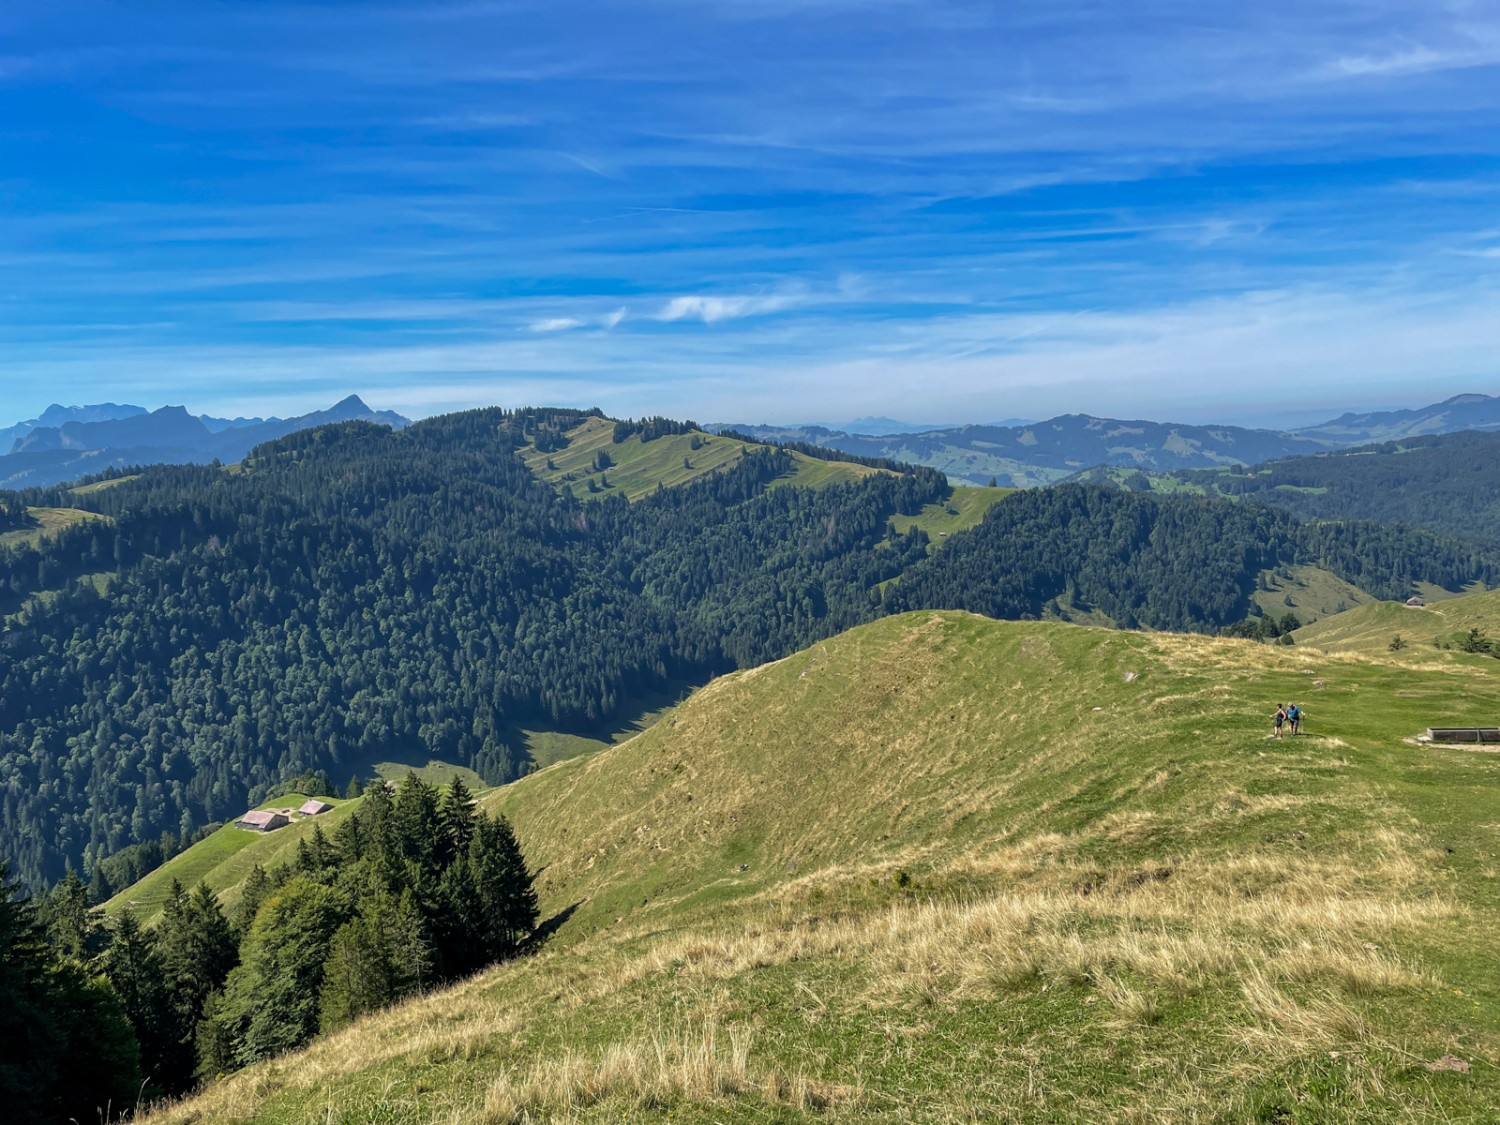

[1288,706,1300,721]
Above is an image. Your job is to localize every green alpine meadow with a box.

[125,602,1500,1123]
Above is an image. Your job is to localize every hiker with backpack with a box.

[1287,703,1302,736]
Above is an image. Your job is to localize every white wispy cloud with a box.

[1328,44,1498,79]
[602,306,627,329]
[528,316,586,332]
[655,292,804,323]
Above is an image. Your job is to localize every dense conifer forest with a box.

[887,483,1500,629]
[1168,430,1500,545]
[1,408,1496,888]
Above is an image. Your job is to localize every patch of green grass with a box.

[520,417,886,502]
[0,505,110,549]
[889,484,1014,549]
[1296,585,1500,656]
[69,474,141,494]
[368,759,489,790]
[1251,563,1377,625]
[521,682,691,770]
[107,794,359,923]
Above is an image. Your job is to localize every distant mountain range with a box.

[718,393,1500,486]
[4,390,1495,492]
[0,395,409,489]
[1291,392,1500,443]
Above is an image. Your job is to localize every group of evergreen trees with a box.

[0,775,536,1120]
[611,416,700,443]
[0,864,141,1122]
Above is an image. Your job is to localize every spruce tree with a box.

[392,774,442,880]
[469,813,539,960]
[42,867,98,959]
[100,908,177,1096]
[156,881,237,1090]
[235,864,271,938]
[438,777,477,866]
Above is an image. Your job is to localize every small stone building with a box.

[1406,595,1427,607]
[299,799,333,816]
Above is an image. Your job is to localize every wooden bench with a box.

[1427,727,1500,744]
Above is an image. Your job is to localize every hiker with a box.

[1273,703,1287,738]
[1287,703,1301,736]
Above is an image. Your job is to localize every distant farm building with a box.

[1406,595,1427,607]
[299,799,333,816]
[237,809,290,832]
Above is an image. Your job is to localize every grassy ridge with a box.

[143,606,1500,1124]
[520,417,884,501]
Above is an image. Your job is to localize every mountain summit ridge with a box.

[0,397,411,489]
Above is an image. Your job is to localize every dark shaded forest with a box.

[1166,430,1500,545]
[887,484,1500,629]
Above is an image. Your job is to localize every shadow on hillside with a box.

[528,901,582,951]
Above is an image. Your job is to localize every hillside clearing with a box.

[889,484,1014,549]
[1296,586,1500,656]
[0,504,110,548]
[1250,563,1377,625]
[106,794,357,924]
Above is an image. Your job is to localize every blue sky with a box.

[1,1,1498,427]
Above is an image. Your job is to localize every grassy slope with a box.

[70,474,141,494]
[519,417,884,502]
[1250,562,1379,625]
[521,680,690,770]
[1295,586,1500,657]
[148,611,1500,1125]
[106,794,358,923]
[0,505,110,549]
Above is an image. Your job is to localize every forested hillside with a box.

[1178,430,1500,545]
[1071,430,1500,546]
[0,408,945,885]
[2,409,1496,889]
[889,484,1500,630]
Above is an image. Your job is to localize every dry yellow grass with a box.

[463,1021,857,1123]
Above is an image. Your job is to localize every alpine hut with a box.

[237,809,290,832]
